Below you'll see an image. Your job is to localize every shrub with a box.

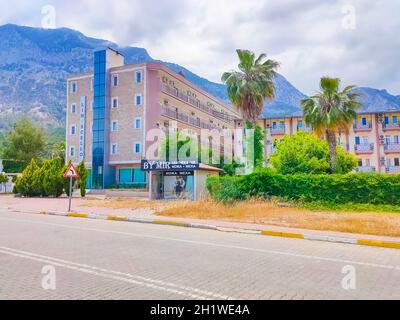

[206,175,246,203]
[14,159,41,197]
[14,158,65,197]
[76,161,88,197]
[42,158,64,197]
[206,169,400,205]
[270,132,357,174]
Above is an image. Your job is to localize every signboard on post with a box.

[64,164,80,212]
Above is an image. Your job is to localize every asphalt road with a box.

[0,209,399,300]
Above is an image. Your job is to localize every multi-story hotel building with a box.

[66,47,240,192]
[244,111,400,174]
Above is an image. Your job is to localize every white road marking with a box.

[0,215,400,272]
[0,246,233,300]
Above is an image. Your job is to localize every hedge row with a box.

[206,169,400,205]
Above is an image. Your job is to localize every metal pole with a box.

[68,177,72,212]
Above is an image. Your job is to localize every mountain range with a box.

[0,24,399,135]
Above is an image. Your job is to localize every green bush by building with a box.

[14,159,88,198]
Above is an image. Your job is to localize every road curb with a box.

[13,209,400,250]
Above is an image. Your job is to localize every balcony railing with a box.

[383,123,400,130]
[384,143,400,153]
[353,122,372,131]
[355,143,374,153]
[271,127,285,135]
[297,126,313,132]
[162,83,235,124]
[161,105,220,131]
[386,166,400,174]
[356,166,376,173]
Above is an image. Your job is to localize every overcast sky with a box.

[0,0,399,95]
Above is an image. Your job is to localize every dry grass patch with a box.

[81,197,191,212]
[157,199,400,238]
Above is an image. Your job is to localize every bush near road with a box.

[14,159,88,198]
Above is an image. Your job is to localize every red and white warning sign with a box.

[63,163,80,178]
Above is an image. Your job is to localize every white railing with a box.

[162,83,235,124]
[386,166,400,174]
[384,143,400,152]
[353,122,372,131]
[161,105,220,131]
[357,166,376,173]
[271,127,285,135]
[355,143,374,153]
[383,123,400,130]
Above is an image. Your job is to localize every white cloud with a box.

[0,0,399,95]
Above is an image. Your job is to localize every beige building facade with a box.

[250,112,400,173]
[66,47,239,191]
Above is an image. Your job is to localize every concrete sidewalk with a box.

[1,194,400,249]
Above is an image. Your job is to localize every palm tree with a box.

[301,77,363,172]
[222,49,280,126]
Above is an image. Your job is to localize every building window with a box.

[112,97,118,108]
[357,159,363,167]
[135,71,142,84]
[70,125,76,135]
[111,144,118,155]
[395,158,400,167]
[384,116,389,125]
[112,75,119,87]
[111,120,118,132]
[71,82,77,93]
[71,103,77,114]
[135,143,141,154]
[69,147,75,157]
[393,116,398,124]
[135,94,142,106]
[134,117,142,129]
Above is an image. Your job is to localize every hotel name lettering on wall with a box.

[78,96,86,162]
[141,160,199,171]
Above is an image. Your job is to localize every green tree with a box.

[270,132,357,174]
[244,122,264,168]
[1,118,46,173]
[0,173,8,193]
[76,161,88,197]
[301,77,362,172]
[222,49,279,125]
[42,158,64,197]
[14,159,41,197]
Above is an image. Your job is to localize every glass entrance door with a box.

[163,174,194,200]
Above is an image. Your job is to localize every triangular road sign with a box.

[64,163,80,178]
